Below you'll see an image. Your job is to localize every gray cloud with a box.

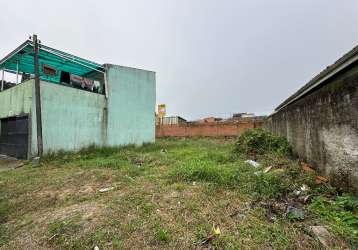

[1,0,357,120]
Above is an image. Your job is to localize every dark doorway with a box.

[0,116,29,159]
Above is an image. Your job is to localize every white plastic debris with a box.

[300,184,310,192]
[245,160,260,168]
[94,246,99,250]
[294,190,302,196]
[99,187,114,193]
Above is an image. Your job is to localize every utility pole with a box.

[33,34,43,156]
[1,70,4,91]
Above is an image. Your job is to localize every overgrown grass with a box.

[154,224,171,243]
[0,137,355,249]
[168,159,240,187]
[309,195,358,246]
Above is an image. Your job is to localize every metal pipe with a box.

[1,70,4,91]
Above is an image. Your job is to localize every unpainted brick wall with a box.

[156,120,263,138]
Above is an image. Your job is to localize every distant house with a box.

[233,112,255,119]
[266,45,358,193]
[0,37,156,159]
[156,116,187,125]
[199,117,222,123]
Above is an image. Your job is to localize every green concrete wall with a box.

[31,81,107,155]
[106,65,156,146]
[1,65,155,158]
[0,80,33,119]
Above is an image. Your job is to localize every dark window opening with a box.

[42,64,57,76]
[60,71,70,84]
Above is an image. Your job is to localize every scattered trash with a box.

[200,224,221,246]
[245,160,260,168]
[200,234,215,246]
[315,175,328,184]
[160,148,168,154]
[32,157,40,166]
[99,187,114,193]
[295,184,310,196]
[94,246,100,250]
[212,225,221,236]
[300,184,310,192]
[192,181,196,186]
[286,205,305,220]
[310,226,333,248]
[294,190,302,196]
[48,233,58,241]
[302,163,315,173]
[263,166,273,173]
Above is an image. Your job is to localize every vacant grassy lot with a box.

[0,138,356,249]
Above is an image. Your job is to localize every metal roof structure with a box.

[275,45,358,112]
[0,39,105,83]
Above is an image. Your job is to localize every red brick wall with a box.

[156,120,263,138]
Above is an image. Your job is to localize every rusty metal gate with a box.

[0,116,29,159]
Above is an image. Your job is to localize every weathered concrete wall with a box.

[156,120,263,138]
[265,64,358,193]
[106,65,156,146]
[29,66,156,156]
[0,80,32,119]
[1,66,156,158]
[30,81,107,155]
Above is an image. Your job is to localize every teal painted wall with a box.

[106,65,156,146]
[0,80,33,119]
[1,65,155,158]
[31,81,107,155]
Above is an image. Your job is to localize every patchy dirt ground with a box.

[0,138,356,249]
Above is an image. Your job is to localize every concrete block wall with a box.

[106,65,156,146]
[265,63,358,193]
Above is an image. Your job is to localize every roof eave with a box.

[0,40,32,67]
[275,46,358,112]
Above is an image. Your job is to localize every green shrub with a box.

[234,129,291,156]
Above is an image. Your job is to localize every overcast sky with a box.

[1,0,357,120]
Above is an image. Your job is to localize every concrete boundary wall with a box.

[156,120,263,138]
[265,64,358,193]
